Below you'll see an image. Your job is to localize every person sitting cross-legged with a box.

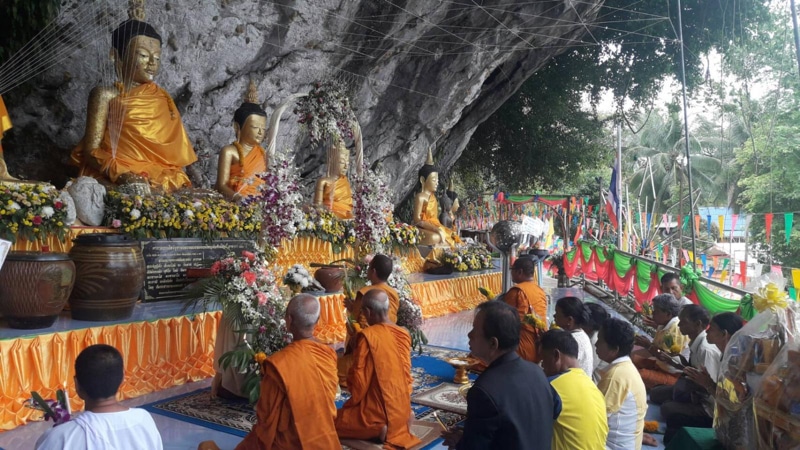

[596,318,649,450]
[35,344,163,450]
[335,289,421,449]
[540,329,609,450]
[441,301,559,449]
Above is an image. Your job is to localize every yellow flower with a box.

[254,352,268,364]
[669,344,683,354]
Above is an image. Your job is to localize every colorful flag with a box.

[730,214,738,242]
[766,213,774,243]
[786,213,794,244]
[740,261,748,288]
[718,215,725,240]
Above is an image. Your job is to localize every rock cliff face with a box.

[2,0,602,203]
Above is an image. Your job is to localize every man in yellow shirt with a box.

[541,329,608,450]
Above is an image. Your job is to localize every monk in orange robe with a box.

[504,257,548,363]
[71,19,197,192]
[233,294,340,450]
[335,290,421,449]
[339,254,400,385]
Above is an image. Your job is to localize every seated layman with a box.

[35,344,163,450]
[335,290,420,449]
[233,294,340,450]
[442,301,559,449]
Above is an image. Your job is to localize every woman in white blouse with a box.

[554,296,595,377]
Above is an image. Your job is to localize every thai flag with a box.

[605,158,620,229]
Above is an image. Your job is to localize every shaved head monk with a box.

[234,294,340,450]
[335,290,421,449]
[505,257,548,362]
[339,254,401,385]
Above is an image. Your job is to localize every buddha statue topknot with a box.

[70,1,197,192]
[215,80,268,202]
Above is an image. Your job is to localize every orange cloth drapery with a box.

[314,292,348,344]
[323,176,354,220]
[411,271,502,319]
[0,94,11,148]
[70,82,197,192]
[420,194,460,246]
[274,236,354,275]
[10,226,116,252]
[0,311,220,431]
[228,144,266,197]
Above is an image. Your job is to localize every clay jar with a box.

[0,251,75,329]
[314,267,345,293]
[69,233,145,321]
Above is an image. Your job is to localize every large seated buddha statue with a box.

[413,148,460,247]
[313,136,353,220]
[215,81,267,202]
[70,7,197,192]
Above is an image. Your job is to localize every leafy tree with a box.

[0,0,60,63]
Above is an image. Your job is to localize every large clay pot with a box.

[314,267,345,293]
[0,252,75,329]
[69,233,145,321]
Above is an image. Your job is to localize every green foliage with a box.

[0,0,61,63]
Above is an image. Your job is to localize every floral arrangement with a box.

[386,256,428,353]
[296,208,355,253]
[188,250,291,404]
[294,80,357,145]
[104,190,259,242]
[442,244,494,272]
[387,220,419,249]
[352,166,392,252]
[283,264,314,294]
[28,389,70,426]
[245,150,305,253]
[478,286,496,301]
[0,183,69,244]
[522,312,548,332]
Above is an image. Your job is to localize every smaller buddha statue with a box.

[0,95,17,181]
[70,1,197,192]
[313,136,353,219]
[215,80,268,202]
[413,148,460,247]
[439,178,460,229]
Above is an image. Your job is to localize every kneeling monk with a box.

[235,294,340,450]
[335,290,421,449]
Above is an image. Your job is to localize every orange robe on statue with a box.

[504,280,548,363]
[236,339,340,450]
[324,175,354,219]
[0,95,11,154]
[339,283,401,385]
[70,82,197,192]
[228,144,266,197]
[336,323,421,449]
[420,194,460,247]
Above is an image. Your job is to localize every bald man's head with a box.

[362,289,390,325]
[286,294,320,336]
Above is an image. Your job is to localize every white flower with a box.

[162,212,171,220]
[193,201,202,208]
[41,206,55,218]
[184,210,194,218]
[9,201,21,210]
[300,279,309,287]
[130,209,141,220]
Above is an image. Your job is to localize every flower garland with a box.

[294,80,357,145]
[387,219,420,249]
[104,190,259,242]
[0,183,69,244]
[245,149,305,253]
[441,244,494,272]
[296,208,355,254]
[352,165,392,252]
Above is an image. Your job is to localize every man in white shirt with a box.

[35,344,163,450]
[660,272,693,306]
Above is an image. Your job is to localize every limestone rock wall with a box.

[1,0,602,203]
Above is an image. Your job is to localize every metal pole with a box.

[616,123,623,248]
[791,0,800,77]
[676,0,698,267]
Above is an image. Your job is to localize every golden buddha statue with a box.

[215,81,268,202]
[413,148,460,247]
[313,136,354,219]
[0,95,17,181]
[70,3,197,192]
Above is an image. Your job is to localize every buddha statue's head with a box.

[233,81,268,146]
[326,136,350,177]
[418,147,438,193]
[111,19,163,86]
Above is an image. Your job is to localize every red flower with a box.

[242,251,256,261]
[54,201,64,210]
[210,261,222,275]
[242,271,256,285]
[33,215,43,225]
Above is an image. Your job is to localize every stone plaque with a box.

[140,238,255,302]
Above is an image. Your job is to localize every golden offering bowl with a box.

[446,357,474,384]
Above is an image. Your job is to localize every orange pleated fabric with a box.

[11,226,116,252]
[411,272,502,319]
[0,311,220,431]
[70,82,197,192]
